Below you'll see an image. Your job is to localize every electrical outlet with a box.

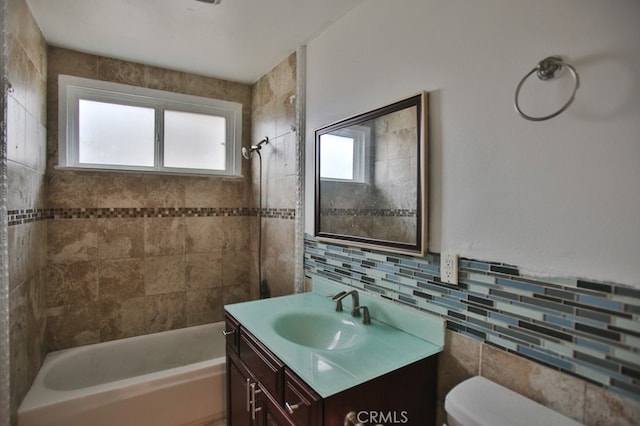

[441,252,458,285]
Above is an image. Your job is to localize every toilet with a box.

[444,376,584,426]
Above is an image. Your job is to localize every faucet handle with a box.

[331,291,347,312]
[331,291,347,300]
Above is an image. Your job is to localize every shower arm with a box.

[242,137,269,160]
[252,137,269,150]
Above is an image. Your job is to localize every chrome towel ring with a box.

[514,56,580,121]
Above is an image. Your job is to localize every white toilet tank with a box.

[445,376,584,426]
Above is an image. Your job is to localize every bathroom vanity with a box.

[224,278,444,425]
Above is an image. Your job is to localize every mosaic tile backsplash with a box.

[304,234,640,401]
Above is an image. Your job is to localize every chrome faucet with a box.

[332,290,358,314]
[331,290,369,322]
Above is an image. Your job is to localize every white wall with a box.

[305,0,640,288]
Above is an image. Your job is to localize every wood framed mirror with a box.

[314,92,428,256]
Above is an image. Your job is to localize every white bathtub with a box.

[18,322,227,426]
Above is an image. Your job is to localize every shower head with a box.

[242,137,269,160]
[241,146,254,160]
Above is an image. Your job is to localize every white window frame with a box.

[58,75,243,177]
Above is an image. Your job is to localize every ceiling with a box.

[26,0,363,84]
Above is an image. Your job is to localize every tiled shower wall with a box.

[6,28,299,421]
[6,0,48,422]
[42,47,256,351]
[305,235,640,423]
[249,53,298,297]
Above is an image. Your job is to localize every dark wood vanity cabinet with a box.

[225,313,320,426]
[225,313,438,426]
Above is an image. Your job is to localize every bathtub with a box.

[18,322,227,426]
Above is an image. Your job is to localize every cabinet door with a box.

[284,369,322,426]
[239,330,284,400]
[227,351,253,426]
[257,384,296,426]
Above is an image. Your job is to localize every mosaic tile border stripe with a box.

[7,207,296,225]
[7,208,51,226]
[304,234,640,401]
[320,208,416,218]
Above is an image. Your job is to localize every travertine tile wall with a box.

[6,0,48,422]
[44,47,256,350]
[250,53,297,297]
[6,35,297,422]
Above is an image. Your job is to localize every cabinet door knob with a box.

[222,329,236,336]
[285,401,301,414]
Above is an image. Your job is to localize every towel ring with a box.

[514,56,580,121]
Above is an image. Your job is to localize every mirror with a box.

[315,92,428,255]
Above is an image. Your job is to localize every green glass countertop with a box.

[225,279,444,398]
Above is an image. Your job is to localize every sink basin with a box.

[272,311,365,350]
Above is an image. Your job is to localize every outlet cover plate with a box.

[441,252,458,285]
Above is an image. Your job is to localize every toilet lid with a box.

[445,376,583,426]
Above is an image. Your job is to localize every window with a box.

[58,75,242,176]
[318,126,370,183]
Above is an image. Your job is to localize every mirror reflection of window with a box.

[320,134,354,180]
[319,126,370,183]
